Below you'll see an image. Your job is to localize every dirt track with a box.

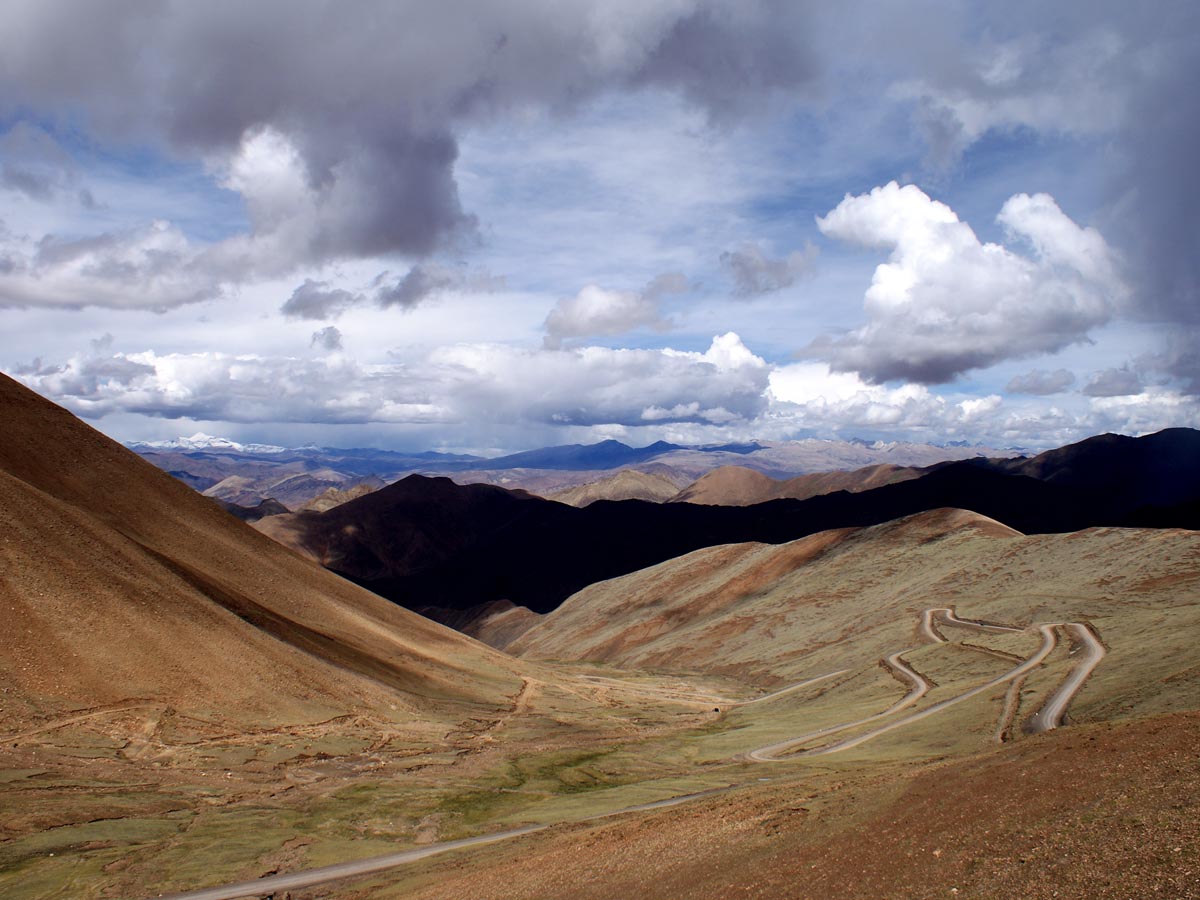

[750,607,1105,759]
[146,605,1108,900]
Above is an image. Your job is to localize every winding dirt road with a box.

[745,653,930,761]
[750,607,1105,760]
[1025,623,1107,733]
[151,606,1105,899]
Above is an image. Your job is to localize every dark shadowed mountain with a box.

[982,428,1200,509]
[213,496,291,522]
[270,431,1200,616]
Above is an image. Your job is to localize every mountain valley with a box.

[2,379,1198,900]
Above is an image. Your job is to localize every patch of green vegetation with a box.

[0,816,188,878]
[126,805,309,895]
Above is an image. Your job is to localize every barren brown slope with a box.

[547,469,682,506]
[509,508,1200,723]
[668,465,776,505]
[302,477,384,511]
[670,462,921,505]
[0,374,522,731]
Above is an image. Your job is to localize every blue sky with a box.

[1,1,1196,453]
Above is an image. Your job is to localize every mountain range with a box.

[4,375,1199,900]
[255,427,1200,622]
[131,433,1017,508]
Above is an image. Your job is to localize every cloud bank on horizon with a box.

[0,0,1196,451]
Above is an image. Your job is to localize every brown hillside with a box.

[301,478,384,511]
[510,507,1200,727]
[669,465,776,505]
[671,462,921,505]
[548,469,682,506]
[0,374,522,731]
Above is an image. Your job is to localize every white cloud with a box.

[13,329,1198,451]
[0,219,223,311]
[542,273,687,348]
[13,332,770,430]
[811,182,1123,384]
[768,361,952,430]
[1087,387,1200,435]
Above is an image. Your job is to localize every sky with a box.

[0,1,1197,454]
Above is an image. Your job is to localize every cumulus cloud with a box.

[281,280,362,321]
[542,273,687,349]
[13,332,1199,447]
[877,3,1198,391]
[810,182,1122,384]
[720,241,817,295]
[769,363,1015,440]
[14,350,155,398]
[768,362,955,432]
[1082,366,1144,398]
[1005,369,1076,395]
[0,219,223,310]
[14,332,769,428]
[1086,386,1200,436]
[437,331,767,426]
[310,326,343,351]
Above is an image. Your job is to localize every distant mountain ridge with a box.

[669,463,922,506]
[128,431,291,454]
[477,439,684,470]
[131,433,1021,508]
[261,428,1200,618]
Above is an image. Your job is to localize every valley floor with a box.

[4,592,1197,899]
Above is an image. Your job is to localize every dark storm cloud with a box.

[0,1,823,272]
[630,4,819,117]
[375,265,462,311]
[280,279,363,321]
[1144,329,1200,395]
[374,264,503,310]
[1107,26,1200,335]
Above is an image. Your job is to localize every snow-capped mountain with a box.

[125,432,288,455]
